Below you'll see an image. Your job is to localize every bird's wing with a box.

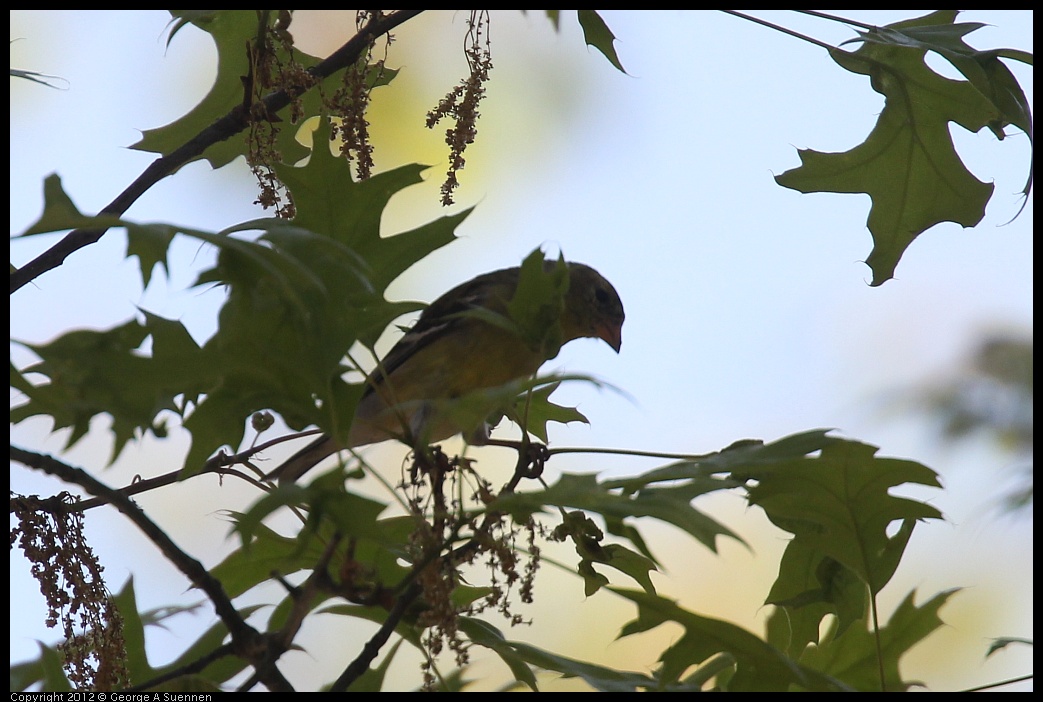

[361,266,521,398]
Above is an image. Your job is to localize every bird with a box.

[267,258,624,484]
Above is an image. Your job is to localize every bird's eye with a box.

[594,287,610,304]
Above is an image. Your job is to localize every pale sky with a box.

[11,10,1032,691]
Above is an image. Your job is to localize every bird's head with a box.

[563,263,625,353]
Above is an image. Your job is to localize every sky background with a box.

[10,10,1032,691]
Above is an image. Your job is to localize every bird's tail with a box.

[266,434,340,485]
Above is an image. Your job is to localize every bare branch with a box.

[9,445,295,691]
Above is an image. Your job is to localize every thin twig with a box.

[123,642,237,692]
[10,429,323,513]
[483,437,716,464]
[793,9,877,32]
[720,10,838,53]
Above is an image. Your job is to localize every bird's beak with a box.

[596,319,623,353]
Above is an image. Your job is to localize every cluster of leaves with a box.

[13,142,463,474]
[13,428,955,692]
[10,9,1032,692]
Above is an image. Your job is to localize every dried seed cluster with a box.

[426,10,494,205]
[11,493,128,690]
[245,10,496,213]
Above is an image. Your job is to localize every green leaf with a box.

[846,18,1033,137]
[10,578,257,691]
[494,437,840,582]
[554,510,657,595]
[766,518,918,656]
[506,249,570,357]
[610,429,843,487]
[14,139,465,477]
[510,381,588,443]
[613,589,851,691]
[12,316,199,463]
[697,435,944,662]
[136,11,399,170]
[214,513,415,602]
[985,636,1033,658]
[460,617,658,692]
[216,520,327,597]
[796,589,958,691]
[10,643,72,692]
[17,173,123,237]
[430,373,599,446]
[232,473,388,548]
[125,577,265,690]
[178,122,464,472]
[845,14,1033,203]
[125,223,177,288]
[10,361,35,397]
[193,222,342,330]
[776,11,1001,285]
[153,617,255,690]
[734,439,942,597]
[764,546,867,657]
[134,11,261,167]
[493,468,743,559]
[271,121,467,296]
[577,11,626,73]
[136,12,297,168]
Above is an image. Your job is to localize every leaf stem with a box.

[870,591,886,691]
[720,10,837,53]
[19,430,323,513]
[963,674,1035,692]
[546,445,716,462]
[792,9,878,32]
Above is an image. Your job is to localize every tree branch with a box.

[10,9,425,294]
[8,429,322,514]
[9,445,293,691]
[330,581,424,691]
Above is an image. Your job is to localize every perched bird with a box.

[268,259,624,484]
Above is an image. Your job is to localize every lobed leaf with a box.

[777,10,1008,285]
[613,589,851,691]
[461,616,657,692]
[794,588,958,691]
